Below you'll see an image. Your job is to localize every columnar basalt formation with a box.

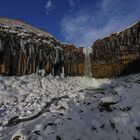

[0,17,140,78]
[61,43,85,76]
[91,21,140,78]
[0,17,64,76]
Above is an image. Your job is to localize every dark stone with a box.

[34,130,41,136]
[109,120,115,129]
[0,17,63,76]
[56,135,62,140]
[120,106,132,111]
[1,17,140,78]
[91,21,140,78]
[136,126,140,132]
[67,117,72,120]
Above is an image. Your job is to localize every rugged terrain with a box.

[0,17,64,76]
[91,21,140,78]
[0,17,140,140]
[0,17,140,78]
[0,73,140,140]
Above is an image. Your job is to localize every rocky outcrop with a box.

[91,21,140,78]
[0,17,140,78]
[0,17,64,76]
[61,43,85,76]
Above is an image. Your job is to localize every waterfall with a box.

[83,47,92,78]
[81,47,93,88]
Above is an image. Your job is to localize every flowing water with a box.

[83,47,93,88]
[83,47,92,78]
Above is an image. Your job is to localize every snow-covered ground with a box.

[0,74,140,140]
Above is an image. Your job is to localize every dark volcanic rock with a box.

[0,17,64,76]
[91,21,140,78]
[61,43,85,76]
[0,17,140,78]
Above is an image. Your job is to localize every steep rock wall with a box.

[91,21,140,78]
[61,44,85,76]
[1,17,140,78]
[0,18,64,76]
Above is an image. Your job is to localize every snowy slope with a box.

[0,17,54,38]
[0,17,60,46]
[0,74,140,140]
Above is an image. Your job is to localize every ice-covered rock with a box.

[1,73,140,139]
[0,17,64,76]
[100,96,120,105]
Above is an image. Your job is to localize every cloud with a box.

[100,0,119,11]
[68,0,75,12]
[68,0,75,6]
[45,0,55,14]
[61,0,140,47]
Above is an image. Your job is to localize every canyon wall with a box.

[0,17,140,78]
[0,18,64,76]
[61,44,85,76]
[62,21,140,78]
[91,21,140,78]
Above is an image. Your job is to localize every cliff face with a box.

[0,17,64,76]
[0,17,140,78]
[91,21,140,78]
[61,44,85,76]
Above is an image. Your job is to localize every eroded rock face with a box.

[0,17,140,78]
[91,21,140,78]
[0,17,64,76]
[61,44,85,76]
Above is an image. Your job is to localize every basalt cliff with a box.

[0,17,140,78]
[0,17,64,76]
[91,21,140,78]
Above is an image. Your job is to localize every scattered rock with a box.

[56,135,62,140]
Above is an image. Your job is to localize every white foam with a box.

[83,47,92,78]
[80,76,111,88]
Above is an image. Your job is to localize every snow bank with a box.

[1,74,140,140]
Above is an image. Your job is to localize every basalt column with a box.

[0,17,64,76]
[91,21,140,78]
[61,44,85,76]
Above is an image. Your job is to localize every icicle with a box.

[52,68,54,76]
[83,47,92,78]
[20,38,25,53]
[36,66,39,74]
[0,39,3,52]
[61,52,64,62]
[39,51,43,61]
[55,48,59,64]
[38,69,45,76]
[29,46,32,57]
[31,46,34,55]
[60,66,65,78]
